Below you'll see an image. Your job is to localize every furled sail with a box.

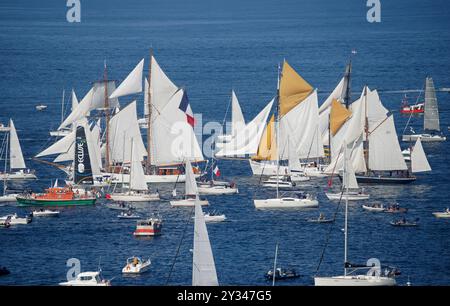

[424,77,440,132]
[109,101,147,164]
[279,60,313,117]
[411,138,431,173]
[9,119,26,169]
[192,192,219,286]
[129,138,148,191]
[109,59,144,99]
[215,99,274,158]
[252,114,277,161]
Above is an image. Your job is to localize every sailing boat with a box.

[109,138,160,202]
[254,61,318,209]
[315,143,397,286]
[410,138,432,173]
[170,159,209,207]
[215,90,246,145]
[0,119,37,181]
[325,149,369,201]
[192,192,219,286]
[50,89,79,137]
[197,160,239,195]
[402,77,446,142]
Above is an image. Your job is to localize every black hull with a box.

[354,175,416,184]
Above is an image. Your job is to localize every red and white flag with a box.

[213,166,221,177]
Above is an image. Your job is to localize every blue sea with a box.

[0,0,450,285]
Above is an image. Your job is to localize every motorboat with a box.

[170,196,209,207]
[307,213,334,223]
[390,218,419,227]
[326,190,370,201]
[384,203,408,213]
[109,190,160,202]
[192,211,227,223]
[117,210,141,219]
[254,192,318,209]
[133,217,162,236]
[0,216,11,228]
[122,256,151,274]
[362,204,385,212]
[16,186,96,207]
[32,209,60,217]
[59,271,111,286]
[262,176,295,189]
[0,213,32,225]
[35,104,48,111]
[288,171,311,182]
[402,148,411,161]
[265,268,300,281]
[105,202,134,211]
[402,133,446,142]
[197,180,238,195]
[433,209,450,218]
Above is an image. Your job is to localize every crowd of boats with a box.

[1,50,449,286]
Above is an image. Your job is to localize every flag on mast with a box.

[213,165,220,177]
[179,91,195,127]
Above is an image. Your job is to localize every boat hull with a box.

[402,134,446,142]
[170,199,209,207]
[197,186,238,195]
[254,198,318,209]
[249,160,288,176]
[109,193,160,202]
[16,196,96,207]
[0,194,19,202]
[362,205,385,212]
[432,212,450,218]
[0,172,37,181]
[314,275,396,286]
[354,175,416,184]
[326,192,370,201]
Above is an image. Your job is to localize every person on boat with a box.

[319,213,325,220]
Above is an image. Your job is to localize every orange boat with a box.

[16,186,97,207]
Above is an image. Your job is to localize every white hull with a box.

[0,171,37,181]
[50,130,71,137]
[0,194,19,202]
[122,260,151,274]
[254,198,318,209]
[326,192,370,201]
[290,173,311,182]
[109,172,200,184]
[303,166,328,178]
[249,160,288,176]
[32,210,60,217]
[314,275,396,286]
[402,134,446,142]
[204,214,227,222]
[433,212,450,218]
[0,215,31,225]
[170,198,209,207]
[109,192,160,202]
[362,205,385,212]
[197,185,238,195]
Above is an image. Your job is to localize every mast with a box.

[344,150,349,276]
[61,89,65,125]
[3,132,9,194]
[129,137,134,193]
[103,61,111,171]
[343,60,352,109]
[146,48,153,174]
[363,86,369,174]
[276,62,281,199]
[272,243,278,286]
[328,113,331,163]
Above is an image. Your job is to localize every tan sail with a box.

[279,60,313,117]
[330,99,351,136]
[252,114,277,161]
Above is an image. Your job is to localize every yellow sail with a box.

[252,114,277,161]
[279,60,313,117]
[330,99,351,136]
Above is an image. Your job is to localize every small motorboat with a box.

[254,192,318,209]
[59,271,111,286]
[32,209,60,217]
[122,256,151,274]
[288,170,311,182]
[35,104,48,111]
[400,101,424,114]
[0,216,11,228]
[193,211,227,223]
[106,202,134,211]
[197,180,238,195]
[0,123,10,132]
[307,213,334,223]
[432,208,450,219]
[263,176,296,189]
[170,195,209,207]
[362,204,385,212]
[117,210,141,219]
[390,218,419,227]
[0,266,10,276]
[326,190,370,201]
[0,193,19,202]
[265,268,301,281]
[133,217,162,236]
[384,203,408,214]
[0,213,32,225]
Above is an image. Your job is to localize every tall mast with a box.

[328,113,331,162]
[104,61,111,171]
[343,60,352,109]
[276,62,281,199]
[272,243,278,286]
[146,48,153,174]
[3,132,9,194]
[61,89,65,125]
[363,86,369,174]
[344,146,349,276]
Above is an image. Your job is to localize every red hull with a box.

[400,109,424,114]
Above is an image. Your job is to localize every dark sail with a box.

[74,125,93,185]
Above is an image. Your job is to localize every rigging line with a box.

[221,91,233,131]
[402,83,425,135]
[314,187,345,276]
[165,206,195,285]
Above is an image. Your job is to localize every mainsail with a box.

[109,59,144,99]
[252,114,277,161]
[231,90,245,137]
[129,138,148,191]
[9,119,26,169]
[424,77,440,132]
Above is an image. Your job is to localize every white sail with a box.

[9,119,26,169]
[150,56,179,112]
[71,89,79,111]
[411,138,431,173]
[53,144,74,162]
[150,89,204,165]
[109,59,144,99]
[58,88,93,130]
[91,120,102,170]
[368,115,407,171]
[343,142,359,190]
[424,77,440,132]
[215,99,274,158]
[279,90,324,159]
[318,77,345,145]
[84,121,101,176]
[144,78,149,116]
[231,90,245,136]
[185,159,198,197]
[288,138,302,172]
[129,138,148,191]
[192,198,218,286]
[109,101,147,164]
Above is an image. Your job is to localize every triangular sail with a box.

[279,60,313,117]
[231,90,245,136]
[411,138,431,173]
[109,59,144,99]
[192,199,218,286]
[343,143,359,190]
[185,159,198,197]
[330,99,351,136]
[252,114,277,161]
[288,138,302,172]
[424,77,440,132]
[71,90,79,111]
[9,119,26,169]
[129,138,148,191]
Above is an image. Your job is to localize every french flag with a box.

[213,166,221,177]
[179,91,195,127]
